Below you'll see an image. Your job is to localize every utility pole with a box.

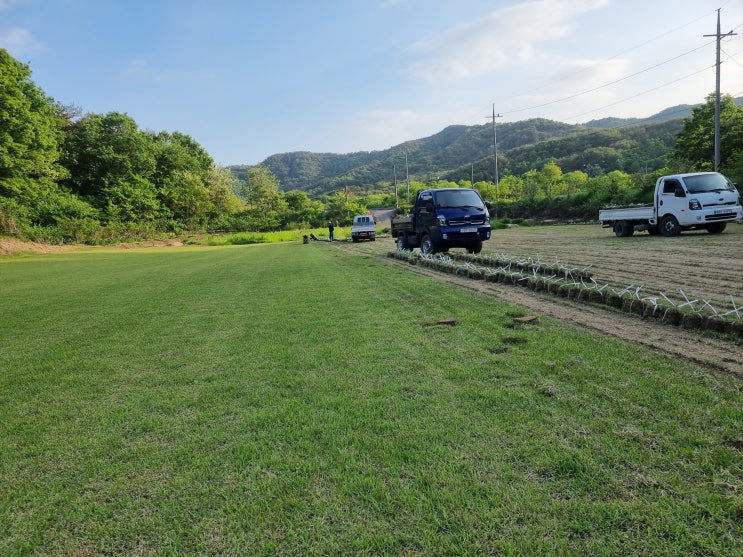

[405,152,410,203]
[490,105,503,218]
[393,164,398,207]
[704,9,736,171]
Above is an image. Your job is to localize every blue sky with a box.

[2,0,742,166]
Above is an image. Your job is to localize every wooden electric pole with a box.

[704,9,736,171]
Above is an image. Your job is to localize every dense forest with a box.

[2,47,742,244]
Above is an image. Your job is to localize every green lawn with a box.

[1,242,741,556]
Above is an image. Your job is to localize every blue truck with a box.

[391,188,492,254]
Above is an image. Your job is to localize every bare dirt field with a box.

[337,223,743,378]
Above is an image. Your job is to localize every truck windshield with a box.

[683,174,735,194]
[434,190,485,209]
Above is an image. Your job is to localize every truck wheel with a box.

[660,215,680,237]
[706,222,726,234]
[466,241,483,254]
[396,235,409,251]
[613,221,634,237]
[420,235,437,255]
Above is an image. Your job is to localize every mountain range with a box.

[228,101,730,196]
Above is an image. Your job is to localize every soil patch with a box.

[0,238,183,255]
[0,238,73,255]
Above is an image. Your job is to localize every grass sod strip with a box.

[0,243,741,556]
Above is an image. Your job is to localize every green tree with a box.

[204,166,241,220]
[494,176,523,202]
[0,49,66,184]
[324,191,366,225]
[153,132,240,229]
[672,93,743,179]
[160,171,213,227]
[522,170,539,202]
[537,161,563,198]
[562,170,588,195]
[0,49,80,235]
[284,190,325,227]
[238,166,288,231]
[104,175,162,223]
[60,112,159,219]
[152,131,213,184]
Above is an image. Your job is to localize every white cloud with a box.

[547,58,628,87]
[406,0,609,82]
[0,26,38,53]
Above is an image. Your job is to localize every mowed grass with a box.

[1,242,741,556]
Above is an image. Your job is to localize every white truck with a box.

[599,172,742,237]
[351,214,376,242]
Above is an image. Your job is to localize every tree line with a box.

[2,47,742,244]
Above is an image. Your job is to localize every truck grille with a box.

[449,217,486,226]
[703,200,737,207]
[705,213,735,222]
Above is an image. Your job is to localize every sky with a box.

[2,0,742,167]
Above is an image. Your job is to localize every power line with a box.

[501,41,714,116]
[494,7,742,125]
[565,44,743,123]
[565,65,715,121]
[509,8,716,99]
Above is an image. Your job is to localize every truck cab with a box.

[391,188,491,254]
[655,172,741,235]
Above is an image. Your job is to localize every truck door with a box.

[416,192,438,233]
[658,178,689,225]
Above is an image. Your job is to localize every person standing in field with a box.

[327,221,335,241]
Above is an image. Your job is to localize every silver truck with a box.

[599,172,742,237]
[351,214,376,242]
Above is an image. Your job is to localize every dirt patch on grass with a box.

[0,238,183,255]
[0,238,73,255]
[111,239,184,249]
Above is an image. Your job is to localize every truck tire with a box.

[396,234,409,251]
[659,215,681,237]
[706,222,726,234]
[613,221,634,237]
[466,240,483,254]
[420,235,436,255]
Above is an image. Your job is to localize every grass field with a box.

[1,242,741,556]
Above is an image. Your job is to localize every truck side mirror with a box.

[674,187,686,198]
[425,201,435,212]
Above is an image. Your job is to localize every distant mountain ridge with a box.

[229,100,736,195]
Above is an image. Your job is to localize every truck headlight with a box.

[438,215,447,226]
[688,198,702,210]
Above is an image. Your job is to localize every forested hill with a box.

[229,105,697,195]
